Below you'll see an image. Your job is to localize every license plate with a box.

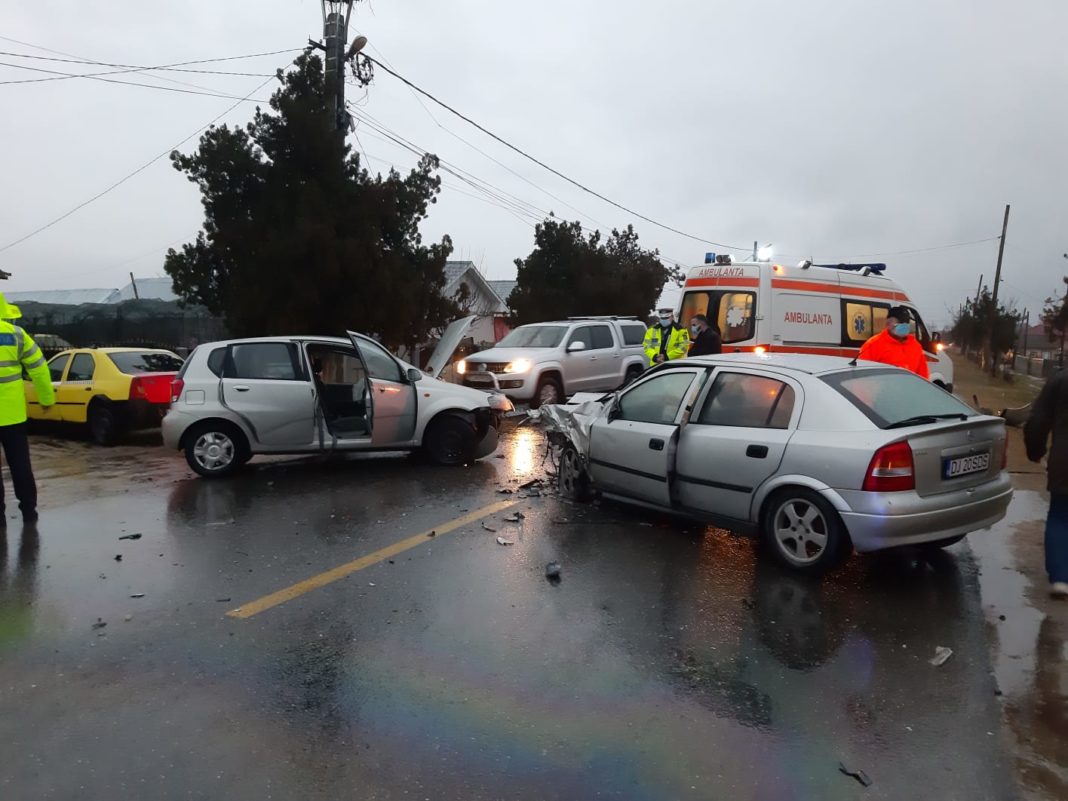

[942,452,990,479]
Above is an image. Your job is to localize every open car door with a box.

[425,316,479,379]
[587,367,707,508]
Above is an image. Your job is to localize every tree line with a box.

[164,52,673,349]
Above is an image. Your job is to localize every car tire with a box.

[557,444,592,501]
[184,422,249,478]
[88,403,118,446]
[621,365,644,388]
[761,488,850,574]
[423,415,477,466]
[532,375,563,408]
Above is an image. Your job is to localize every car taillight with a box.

[170,378,185,404]
[863,440,915,492]
[130,376,147,400]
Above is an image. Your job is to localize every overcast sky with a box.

[2,0,1066,327]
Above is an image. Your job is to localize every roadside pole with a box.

[988,204,1010,376]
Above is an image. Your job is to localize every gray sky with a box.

[2,0,1066,328]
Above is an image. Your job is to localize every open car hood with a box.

[425,315,479,379]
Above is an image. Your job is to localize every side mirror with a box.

[567,341,587,353]
[407,367,422,383]
[932,332,942,342]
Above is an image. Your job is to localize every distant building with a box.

[5,287,121,305]
[443,261,513,344]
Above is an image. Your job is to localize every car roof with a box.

[675,352,886,376]
[197,335,354,348]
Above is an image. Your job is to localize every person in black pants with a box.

[0,424,39,526]
[688,315,722,357]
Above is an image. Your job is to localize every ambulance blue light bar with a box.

[812,262,887,274]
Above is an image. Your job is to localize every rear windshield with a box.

[498,325,567,348]
[822,368,974,429]
[107,351,184,374]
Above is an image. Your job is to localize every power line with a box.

[362,54,749,253]
[0,71,281,255]
[0,60,271,100]
[845,236,1001,258]
[0,49,282,78]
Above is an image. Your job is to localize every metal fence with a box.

[17,299,226,357]
[1014,354,1060,379]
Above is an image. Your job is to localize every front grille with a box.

[470,362,510,374]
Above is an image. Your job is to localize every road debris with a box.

[545,562,562,581]
[497,488,514,494]
[118,533,142,540]
[496,536,514,546]
[481,523,497,533]
[215,598,232,603]
[929,646,953,667]
[427,530,437,538]
[114,554,123,562]
[129,593,145,599]
[503,512,526,523]
[838,763,872,787]
[123,615,133,622]
[91,619,107,630]
[518,478,544,490]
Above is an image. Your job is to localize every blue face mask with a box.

[659,316,672,327]
[892,323,911,337]
[690,324,701,336]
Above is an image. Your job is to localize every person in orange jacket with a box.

[858,306,930,378]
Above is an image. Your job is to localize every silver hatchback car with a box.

[544,353,1013,573]
[163,320,511,477]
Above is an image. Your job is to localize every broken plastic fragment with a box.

[545,562,562,579]
[929,646,953,667]
[838,763,872,787]
[496,537,514,546]
[118,533,142,540]
[91,619,107,630]
[481,523,497,533]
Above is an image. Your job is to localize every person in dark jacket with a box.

[687,315,722,357]
[1024,369,1068,598]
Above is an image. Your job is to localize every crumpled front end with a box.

[531,396,609,459]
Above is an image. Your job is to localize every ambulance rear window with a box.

[680,290,755,344]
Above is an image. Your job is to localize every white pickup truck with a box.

[457,317,649,406]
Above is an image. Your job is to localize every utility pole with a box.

[752,241,758,261]
[988,204,1011,376]
[970,273,983,359]
[313,2,368,134]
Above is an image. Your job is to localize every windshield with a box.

[822,368,974,429]
[106,351,184,374]
[497,325,567,348]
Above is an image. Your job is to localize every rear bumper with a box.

[835,472,1013,552]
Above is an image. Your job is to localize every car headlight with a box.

[488,393,514,412]
[503,358,532,374]
[456,360,467,375]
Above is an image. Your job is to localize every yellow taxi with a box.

[26,348,184,444]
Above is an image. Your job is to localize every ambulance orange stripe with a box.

[770,278,907,302]
[684,277,761,288]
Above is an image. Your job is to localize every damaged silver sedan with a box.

[538,354,1013,573]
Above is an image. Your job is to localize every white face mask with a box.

[690,324,701,335]
[659,316,672,326]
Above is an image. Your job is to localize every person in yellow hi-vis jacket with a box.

[642,308,689,367]
[0,293,54,525]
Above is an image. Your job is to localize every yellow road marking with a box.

[226,499,518,619]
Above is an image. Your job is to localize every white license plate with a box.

[942,452,990,479]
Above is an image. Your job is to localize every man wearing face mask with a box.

[687,314,722,357]
[858,306,930,379]
[643,308,690,367]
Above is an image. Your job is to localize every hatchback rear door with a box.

[221,341,317,448]
[675,369,801,521]
[587,367,706,507]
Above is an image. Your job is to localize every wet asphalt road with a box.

[0,426,1021,800]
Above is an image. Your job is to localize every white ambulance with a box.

[676,257,953,391]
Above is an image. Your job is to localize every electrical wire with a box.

[845,236,1001,259]
[362,54,749,253]
[0,60,271,100]
[0,49,282,78]
[0,71,282,255]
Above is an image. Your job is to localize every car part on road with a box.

[423,414,477,465]
[495,536,514,546]
[184,421,248,478]
[838,763,873,788]
[929,646,954,667]
[545,561,562,583]
[118,533,142,540]
[762,488,849,573]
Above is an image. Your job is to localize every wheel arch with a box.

[752,475,851,522]
[178,416,251,453]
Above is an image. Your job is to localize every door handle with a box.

[233,385,251,392]
[84,386,93,392]
[746,444,769,459]
[649,438,665,451]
